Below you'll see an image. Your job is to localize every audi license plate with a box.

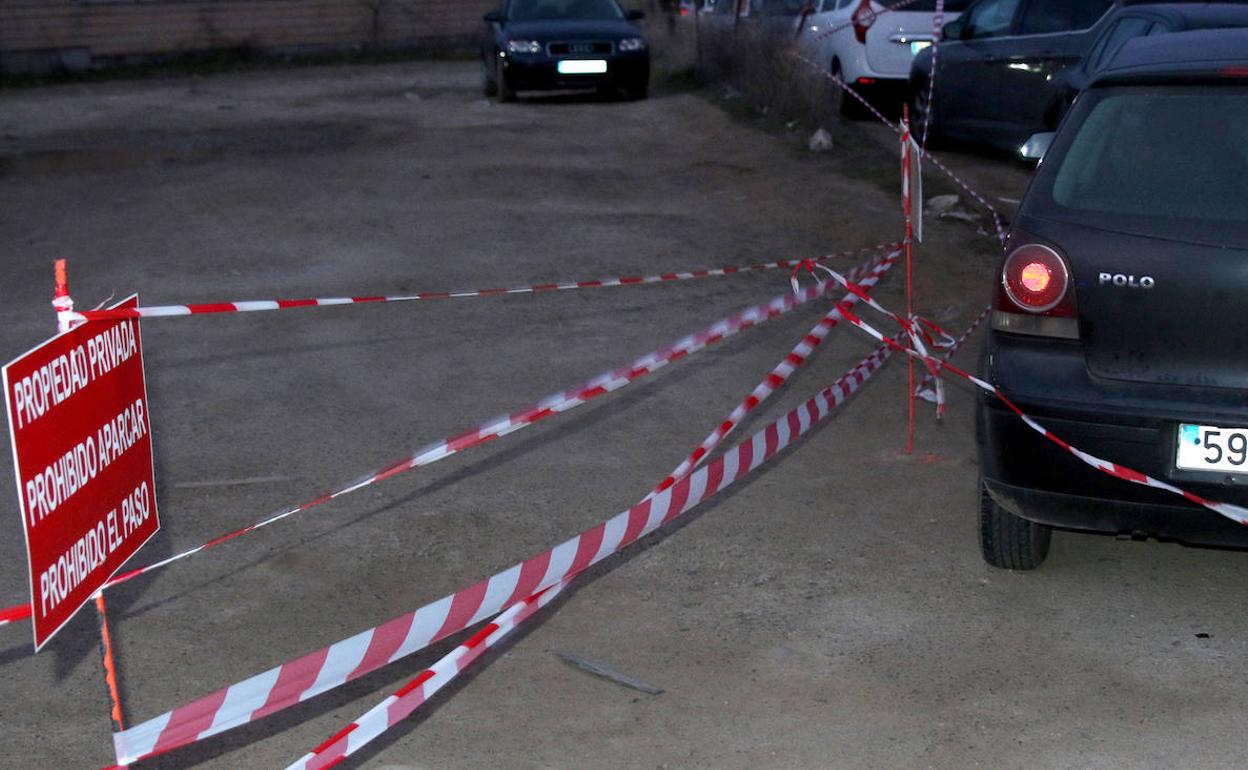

[1176,423,1248,475]
[557,59,607,75]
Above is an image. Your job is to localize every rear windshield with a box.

[508,0,624,21]
[1023,84,1248,246]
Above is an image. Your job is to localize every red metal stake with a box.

[902,104,915,455]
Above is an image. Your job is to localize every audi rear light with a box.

[991,242,1080,339]
[851,0,876,44]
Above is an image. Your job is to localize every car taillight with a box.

[991,242,1080,339]
[851,0,876,44]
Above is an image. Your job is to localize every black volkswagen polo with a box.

[977,29,1248,569]
[481,0,651,101]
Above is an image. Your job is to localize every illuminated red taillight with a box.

[851,0,876,44]
[1002,244,1069,313]
[992,242,1079,339]
[1019,262,1050,292]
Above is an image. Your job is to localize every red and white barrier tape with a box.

[284,303,903,769]
[285,581,569,770]
[65,244,899,324]
[651,251,897,496]
[919,0,945,149]
[821,259,953,418]
[789,52,1008,246]
[0,603,32,626]
[288,275,904,769]
[834,69,1007,246]
[914,304,989,414]
[0,252,893,632]
[110,342,895,766]
[819,272,1248,527]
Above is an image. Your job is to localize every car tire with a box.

[909,79,939,145]
[830,61,865,119]
[496,59,517,102]
[978,476,1051,570]
[627,79,649,100]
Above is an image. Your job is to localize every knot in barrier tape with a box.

[790,259,844,296]
[789,258,823,295]
[821,266,948,418]
[915,306,991,412]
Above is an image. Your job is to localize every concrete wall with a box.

[0,0,492,74]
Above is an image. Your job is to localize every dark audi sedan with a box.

[481,0,651,101]
[977,28,1248,569]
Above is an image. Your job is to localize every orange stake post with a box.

[52,258,79,334]
[94,592,126,735]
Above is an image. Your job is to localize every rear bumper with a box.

[982,475,1248,548]
[501,54,649,91]
[977,351,1248,545]
[847,76,907,97]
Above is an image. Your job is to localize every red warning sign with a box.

[3,296,159,650]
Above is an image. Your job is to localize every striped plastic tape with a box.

[111,343,895,766]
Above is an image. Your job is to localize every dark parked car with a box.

[1052,2,1248,125]
[481,0,651,101]
[977,28,1248,569]
[909,0,1117,151]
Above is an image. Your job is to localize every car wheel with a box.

[909,79,938,144]
[978,476,1051,570]
[626,78,649,100]
[830,61,865,119]
[496,59,516,102]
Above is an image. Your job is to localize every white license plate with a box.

[557,59,607,75]
[1176,423,1248,474]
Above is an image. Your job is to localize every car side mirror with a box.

[942,18,964,40]
[626,9,645,19]
[1019,132,1055,161]
[483,9,504,22]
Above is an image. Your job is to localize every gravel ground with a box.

[1,56,1246,770]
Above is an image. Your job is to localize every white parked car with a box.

[795,0,967,116]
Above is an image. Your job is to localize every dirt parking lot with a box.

[2,60,1247,770]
